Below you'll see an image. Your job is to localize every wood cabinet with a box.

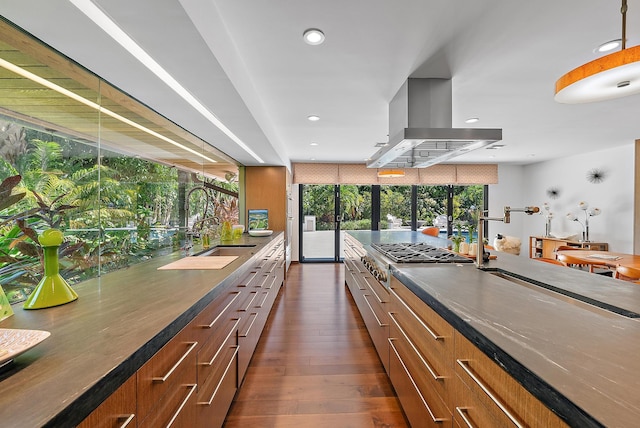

[245,166,288,233]
[137,325,198,427]
[77,375,137,428]
[529,236,608,259]
[389,276,453,427]
[454,332,567,428]
[388,276,569,428]
[236,237,285,381]
[343,234,390,373]
[245,166,292,274]
[79,236,285,428]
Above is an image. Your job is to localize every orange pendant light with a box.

[555,0,640,103]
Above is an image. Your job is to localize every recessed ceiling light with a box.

[486,144,505,150]
[310,142,318,146]
[595,39,622,53]
[303,28,325,45]
[465,117,480,124]
[307,115,320,121]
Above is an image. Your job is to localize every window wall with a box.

[0,19,239,304]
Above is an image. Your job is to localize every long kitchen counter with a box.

[348,231,640,427]
[0,233,283,427]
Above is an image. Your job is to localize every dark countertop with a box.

[347,230,451,248]
[390,249,640,428]
[0,233,283,428]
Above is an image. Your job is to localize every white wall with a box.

[492,144,635,255]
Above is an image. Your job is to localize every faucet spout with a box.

[476,205,540,267]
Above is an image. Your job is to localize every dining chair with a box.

[614,265,640,282]
[556,253,609,273]
[421,227,440,237]
[537,257,564,266]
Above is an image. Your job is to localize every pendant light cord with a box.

[622,0,628,50]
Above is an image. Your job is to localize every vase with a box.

[23,229,78,310]
[468,243,478,257]
[459,242,469,255]
[453,241,461,253]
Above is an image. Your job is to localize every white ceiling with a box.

[2,0,640,168]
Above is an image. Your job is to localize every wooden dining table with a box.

[556,250,640,270]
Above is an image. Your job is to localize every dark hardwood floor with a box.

[223,263,408,427]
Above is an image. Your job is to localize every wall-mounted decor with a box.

[546,187,561,199]
[586,168,607,184]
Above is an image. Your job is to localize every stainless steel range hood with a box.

[367,78,502,169]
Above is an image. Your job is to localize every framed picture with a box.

[248,209,269,230]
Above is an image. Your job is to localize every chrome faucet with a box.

[476,205,540,267]
[184,186,220,246]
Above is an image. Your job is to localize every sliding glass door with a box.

[300,185,372,261]
[299,183,487,261]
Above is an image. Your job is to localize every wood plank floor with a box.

[224,263,409,428]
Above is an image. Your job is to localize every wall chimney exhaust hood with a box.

[367,78,502,169]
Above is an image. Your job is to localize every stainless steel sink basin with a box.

[195,244,256,257]
[488,269,640,319]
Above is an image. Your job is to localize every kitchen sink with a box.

[194,244,256,257]
[488,269,640,319]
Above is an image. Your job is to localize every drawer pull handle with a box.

[198,345,239,406]
[239,271,258,287]
[388,312,444,381]
[254,274,269,288]
[256,291,269,308]
[351,272,366,290]
[153,341,198,383]
[201,292,241,328]
[363,276,384,303]
[116,414,135,428]
[239,292,258,312]
[455,407,476,428]
[363,294,388,327]
[390,287,444,341]
[265,276,278,290]
[201,318,241,366]
[389,338,446,424]
[166,383,197,428]
[456,359,524,428]
[239,313,258,337]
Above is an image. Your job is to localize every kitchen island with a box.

[345,231,640,428]
[0,233,285,427]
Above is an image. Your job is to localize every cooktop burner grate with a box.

[371,242,473,264]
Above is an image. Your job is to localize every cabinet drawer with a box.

[389,310,453,412]
[137,329,198,421]
[78,374,137,428]
[236,289,259,313]
[390,278,454,361]
[138,382,198,428]
[362,274,389,303]
[389,337,450,427]
[197,317,240,388]
[192,291,242,347]
[455,332,568,428]
[361,292,389,372]
[196,329,239,428]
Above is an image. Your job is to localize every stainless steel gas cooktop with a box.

[371,242,473,264]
